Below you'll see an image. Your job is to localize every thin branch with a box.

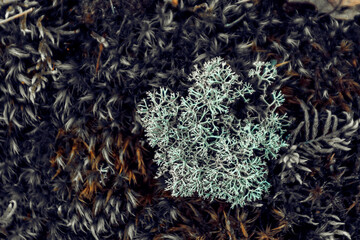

[0,7,34,25]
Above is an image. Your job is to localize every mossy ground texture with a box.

[0,0,360,239]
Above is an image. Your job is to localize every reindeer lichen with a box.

[137,57,289,208]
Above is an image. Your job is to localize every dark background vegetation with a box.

[0,0,360,239]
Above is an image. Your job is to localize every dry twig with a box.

[0,7,34,25]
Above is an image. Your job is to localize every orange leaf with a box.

[92,155,101,170]
[275,61,289,68]
[122,139,129,154]
[89,149,95,162]
[51,168,61,180]
[136,148,146,175]
[95,43,103,73]
[56,128,65,139]
[172,0,178,7]
[106,189,113,204]
[205,209,218,221]
[240,221,248,238]
[341,102,351,112]
[128,171,137,184]
[50,157,56,167]
[116,134,123,148]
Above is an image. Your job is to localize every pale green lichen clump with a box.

[137,57,289,208]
